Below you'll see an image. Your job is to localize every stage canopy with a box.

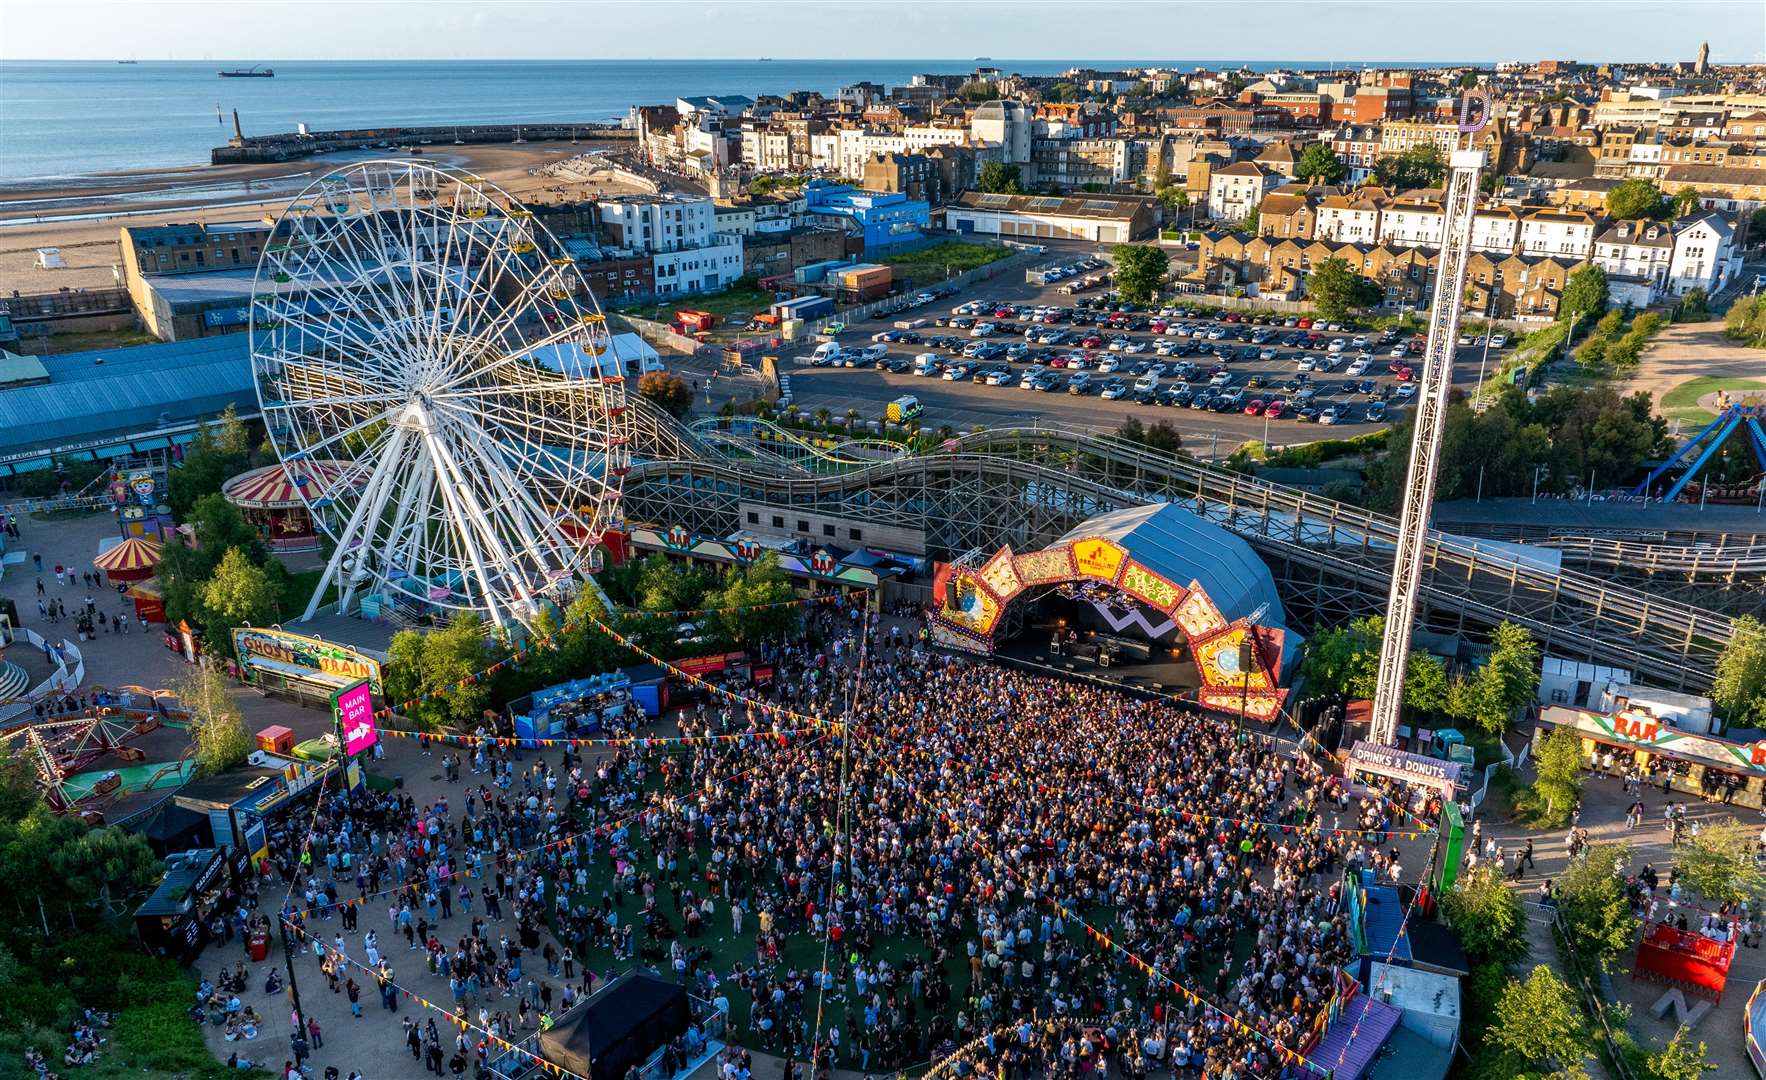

[537,972,690,1080]
[930,502,1301,718]
[1053,502,1291,635]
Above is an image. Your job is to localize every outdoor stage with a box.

[994,604,1203,700]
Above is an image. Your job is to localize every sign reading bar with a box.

[333,680,378,757]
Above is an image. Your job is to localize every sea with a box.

[0,58,1435,187]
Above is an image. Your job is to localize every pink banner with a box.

[335,681,378,757]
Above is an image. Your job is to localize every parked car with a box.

[1100,379,1130,400]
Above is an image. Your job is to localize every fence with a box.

[1467,733,1529,810]
[621,315,719,358]
[0,630,85,726]
[1,287,131,319]
[1553,906,1641,1080]
[802,246,1048,337]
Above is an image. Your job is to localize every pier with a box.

[210,121,633,165]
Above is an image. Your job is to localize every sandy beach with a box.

[0,140,659,294]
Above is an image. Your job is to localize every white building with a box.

[651,233,744,296]
[1208,162,1280,222]
[713,195,806,237]
[598,193,720,254]
[1517,209,1598,259]
[970,100,1033,164]
[1668,212,1740,296]
[1315,191,1384,243]
[1591,218,1675,300]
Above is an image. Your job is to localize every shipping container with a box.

[772,294,834,320]
[794,259,854,285]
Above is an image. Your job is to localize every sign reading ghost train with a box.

[931,532,1289,719]
[232,626,386,706]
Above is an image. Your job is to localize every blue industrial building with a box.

[0,333,255,477]
[802,181,930,251]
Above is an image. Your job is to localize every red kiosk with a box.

[1634,921,1736,1003]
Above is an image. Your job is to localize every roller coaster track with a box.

[626,425,1736,691]
[687,416,907,474]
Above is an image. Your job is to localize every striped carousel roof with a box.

[221,460,353,510]
[93,536,164,573]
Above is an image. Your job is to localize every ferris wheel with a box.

[250,161,634,627]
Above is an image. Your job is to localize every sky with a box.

[1,0,1760,63]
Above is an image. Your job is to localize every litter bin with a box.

[248,932,269,962]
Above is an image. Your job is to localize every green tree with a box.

[189,492,268,567]
[1556,842,1640,963]
[201,547,280,634]
[1296,142,1346,185]
[1110,244,1170,304]
[166,406,254,517]
[1307,256,1379,320]
[705,552,801,649]
[1373,144,1447,190]
[1530,726,1585,824]
[1671,185,1703,217]
[1483,965,1592,1076]
[1297,616,1383,699]
[1457,622,1541,735]
[637,371,694,418]
[1234,206,1260,235]
[1459,71,1480,89]
[1605,178,1668,220]
[1155,185,1190,213]
[1646,1027,1718,1080]
[1405,652,1451,715]
[1442,862,1530,966]
[1677,817,1766,907]
[1672,287,1708,322]
[178,666,252,777]
[958,81,995,103]
[384,614,501,731]
[1559,264,1609,325]
[978,161,1023,194]
[1712,614,1766,726]
[1724,295,1766,346]
[747,175,777,196]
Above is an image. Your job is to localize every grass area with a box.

[879,242,1011,284]
[612,279,777,323]
[1658,375,1766,424]
[34,328,161,355]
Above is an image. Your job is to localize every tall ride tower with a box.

[1369,93,1492,746]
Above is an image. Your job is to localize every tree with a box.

[1646,1028,1718,1080]
[1296,142,1346,185]
[1556,842,1639,962]
[190,492,268,567]
[705,552,800,649]
[1673,287,1708,322]
[1606,178,1667,220]
[1373,144,1447,191]
[1116,416,1184,455]
[1483,965,1592,1076]
[747,175,777,196]
[1111,244,1170,304]
[166,406,254,517]
[1234,206,1260,236]
[978,161,1023,194]
[178,666,251,777]
[1155,185,1190,213]
[201,547,280,635]
[1442,862,1529,966]
[1677,817,1766,907]
[1725,294,1766,346]
[1456,621,1541,735]
[1671,185,1703,217]
[1531,726,1585,824]
[1307,257,1379,320]
[1404,653,1451,715]
[1713,614,1766,726]
[1297,616,1383,699]
[1559,264,1609,324]
[384,614,502,731]
[957,81,995,103]
[637,371,693,418]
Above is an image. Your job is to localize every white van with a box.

[1134,373,1161,393]
[812,341,841,363]
[861,343,889,362]
[913,352,940,376]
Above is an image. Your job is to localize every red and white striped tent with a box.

[221,460,356,552]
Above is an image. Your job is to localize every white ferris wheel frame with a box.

[249,160,634,628]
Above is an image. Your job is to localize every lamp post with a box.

[1236,636,1255,743]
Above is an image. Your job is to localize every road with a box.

[760,249,1521,459]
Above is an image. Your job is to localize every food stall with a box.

[133,847,242,961]
[1536,705,1766,808]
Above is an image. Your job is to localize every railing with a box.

[0,631,85,726]
[1552,906,1641,1080]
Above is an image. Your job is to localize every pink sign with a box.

[335,681,378,757]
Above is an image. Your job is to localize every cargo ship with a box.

[218,66,275,78]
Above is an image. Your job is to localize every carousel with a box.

[220,461,353,553]
[93,536,164,585]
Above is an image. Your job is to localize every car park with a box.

[1100,378,1130,400]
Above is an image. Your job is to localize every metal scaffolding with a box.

[624,425,1736,692]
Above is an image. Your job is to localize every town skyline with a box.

[4,0,1762,64]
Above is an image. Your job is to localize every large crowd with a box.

[192,603,1413,1080]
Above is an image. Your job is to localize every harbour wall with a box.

[212,122,634,165]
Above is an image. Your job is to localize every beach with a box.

[0,140,659,294]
